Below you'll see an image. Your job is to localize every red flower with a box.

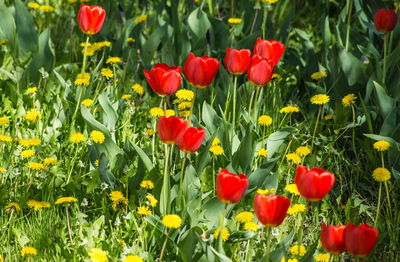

[247,55,274,87]
[184,52,220,88]
[157,116,188,145]
[178,126,206,154]
[216,169,248,204]
[344,223,379,258]
[320,222,346,255]
[224,48,251,75]
[253,38,285,66]
[295,165,335,201]
[78,4,106,35]
[143,64,182,97]
[254,194,290,227]
[374,8,398,34]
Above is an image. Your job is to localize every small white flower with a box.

[81,198,89,207]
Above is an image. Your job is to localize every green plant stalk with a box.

[388,6,398,69]
[383,33,387,84]
[250,9,259,34]
[159,228,171,262]
[253,86,262,123]
[311,105,322,152]
[188,87,198,126]
[122,48,132,83]
[384,181,393,221]
[160,144,171,216]
[345,0,353,52]
[232,76,238,141]
[212,155,216,196]
[65,206,73,244]
[351,105,358,160]
[81,36,90,75]
[277,113,288,129]
[265,226,271,262]
[248,89,256,120]
[231,0,234,17]
[207,0,214,16]
[178,153,188,209]
[374,182,382,227]
[112,64,117,92]
[262,4,268,39]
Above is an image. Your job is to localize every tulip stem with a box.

[188,87,198,126]
[345,0,353,52]
[374,182,382,227]
[160,145,171,216]
[232,75,238,142]
[163,96,167,116]
[248,89,255,121]
[311,105,322,153]
[265,227,271,262]
[159,228,171,262]
[383,33,387,85]
[81,36,90,75]
[253,86,261,124]
[178,153,188,210]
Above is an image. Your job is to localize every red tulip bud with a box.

[78,4,106,35]
[254,194,290,227]
[374,8,398,34]
[253,38,285,66]
[178,126,206,154]
[224,48,251,75]
[143,63,182,97]
[216,169,248,204]
[344,223,379,258]
[320,222,346,255]
[184,52,220,88]
[247,55,274,87]
[157,116,188,145]
[295,165,335,201]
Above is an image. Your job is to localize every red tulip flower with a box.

[344,223,379,258]
[143,64,182,96]
[184,52,220,88]
[178,126,206,154]
[224,48,251,75]
[253,38,285,66]
[247,55,274,87]
[295,165,335,202]
[78,4,106,35]
[254,194,290,227]
[320,222,346,255]
[157,116,188,145]
[216,169,248,204]
[374,8,398,34]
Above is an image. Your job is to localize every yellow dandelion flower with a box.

[173,99,184,104]
[257,188,275,195]
[89,248,108,262]
[0,253,3,262]
[21,150,35,159]
[68,0,77,3]
[372,167,391,182]
[28,3,40,9]
[210,145,224,156]
[5,202,20,214]
[55,197,78,205]
[70,132,86,143]
[296,146,310,157]
[290,245,306,256]
[162,214,182,229]
[287,204,306,216]
[29,137,41,146]
[315,253,330,262]
[112,197,128,211]
[373,140,390,152]
[123,256,143,262]
[109,191,125,202]
[0,134,12,142]
[324,114,334,120]
[244,222,258,231]
[25,109,42,123]
[27,200,51,211]
[212,138,221,146]
[126,37,136,44]
[257,148,269,157]
[213,228,230,242]
[258,115,272,126]
[288,259,298,262]
[131,84,144,95]
[285,184,300,195]
[149,107,164,117]
[25,87,38,95]
[28,162,46,171]
[146,194,158,207]
[106,57,121,64]
[262,0,278,3]
[121,94,132,100]
[271,73,281,80]
[286,153,301,163]
[0,39,7,45]
[179,110,190,118]
[137,206,151,216]
[166,109,175,117]
[178,101,192,110]
[0,116,10,125]
[19,139,31,147]
[93,41,110,50]
[134,15,148,24]
[146,129,156,136]
[39,5,54,12]
[90,130,105,144]
[20,247,37,258]
[228,18,242,24]
[342,94,357,107]
[176,89,194,101]
[310,94,330,105]
[280,106,300,114]
[101,68,113,80]
[81,99,94,107]
[83,46,96,56]
[75,72,91,86]
[0,167,6,173]
[94,160,99,167]
[44,158,58,166]
[311,71,327,80]
[140,180,154,189]
[236,211,254,223]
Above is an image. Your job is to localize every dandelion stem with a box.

[374,182,382,227]
[351,105,358,161]
[112,64,117,91]
[250,9,259,34]
[232,75,238,142]
[265,226,271,262]
[212,155,216,196]
[122,48,132,83]
[384,181,393,222]
[65,206,73,244]
[160,144,170,216]
[345,0,353,52]
[262,4,268,39]
[277,113,288,130]
[383,33,388,85]
[188,87,198,126]
[159,228,171,262]
[311,105,322,152]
